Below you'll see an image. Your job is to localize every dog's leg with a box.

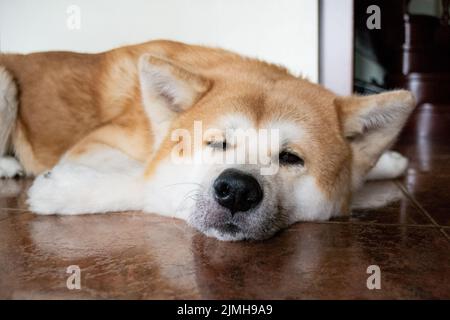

[0,66,24,178]
[27,127,146,215]
[365,151,409,181]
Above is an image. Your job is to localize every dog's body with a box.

[0,40,415,240]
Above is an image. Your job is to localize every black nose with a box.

[213,169,263,214]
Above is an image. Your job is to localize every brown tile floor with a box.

[0,104,449,299]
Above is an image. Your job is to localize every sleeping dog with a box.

[0,40,415,240]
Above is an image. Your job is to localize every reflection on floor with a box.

[0,104,449,299]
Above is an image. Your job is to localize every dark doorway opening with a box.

[354,0,450,104]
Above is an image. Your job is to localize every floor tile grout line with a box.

[394,181,443,228]
[439,228,450,243]
[0,212,26,222]
[0,207,28,212]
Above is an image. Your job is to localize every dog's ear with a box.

[335,90,416,188]
[138,54,211,117]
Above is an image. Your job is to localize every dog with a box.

[0,40,415,240]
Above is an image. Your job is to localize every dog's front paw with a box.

[27,164,105,215]
[27,171,64,214]
[366,151,409,181]
[385,151,409,177]
[0,156,24,178]
[27,165,86,214]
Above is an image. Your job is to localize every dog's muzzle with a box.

[189,167,285,241]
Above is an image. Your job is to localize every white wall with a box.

[319,0,354,95]
[0,0,319,81]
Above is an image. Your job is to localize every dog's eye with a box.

[279,151,304,166]
[207,140,227,150]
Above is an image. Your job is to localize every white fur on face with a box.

[262,119,307,147]
[142,161,210,220]
[290,175,339,221]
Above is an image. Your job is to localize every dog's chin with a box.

[188,207,249,241]
[203,224,247,241]
[188,193,287,241]
[197,222,282,241]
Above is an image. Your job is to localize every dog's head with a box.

[138,49,415,241]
